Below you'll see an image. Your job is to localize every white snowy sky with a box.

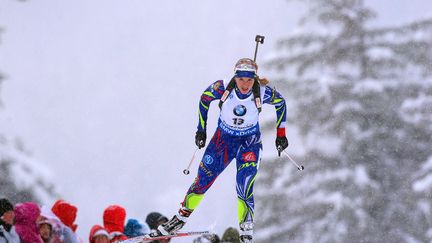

[1,0,431,241]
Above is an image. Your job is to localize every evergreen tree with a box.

[256,0,432,242]
[0,144,41,203]
[0,137,59,204]
[0,3,59,204]
[0,27,4,107]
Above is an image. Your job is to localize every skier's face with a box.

[235,77,254,94]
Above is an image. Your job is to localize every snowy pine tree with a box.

[0,14,59,205]
[256,0,432,242]
[409,74,432,240]
[0,136,59,204]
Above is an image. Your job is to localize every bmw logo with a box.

[203,155,214,165]
[233,105,247,116]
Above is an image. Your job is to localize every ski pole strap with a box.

[218,76,262,113]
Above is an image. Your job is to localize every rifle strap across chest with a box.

[218,76,262,112]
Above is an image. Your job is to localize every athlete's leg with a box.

[182,128,238,212]
[235,134,262,240]
[157,129,238,235]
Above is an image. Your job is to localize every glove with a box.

[275,136,289,156]
[195,131,207,149]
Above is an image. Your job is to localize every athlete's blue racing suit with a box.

[181,78,287,233]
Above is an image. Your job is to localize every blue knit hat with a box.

[124,218,150,237]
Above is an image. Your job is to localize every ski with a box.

[119,230,210,243]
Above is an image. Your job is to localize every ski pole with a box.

[282,150,305,171]
[183,148,199,175]
[253,35,265,62]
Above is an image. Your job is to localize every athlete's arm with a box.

[197,80,225,132]
[263,86,287,137]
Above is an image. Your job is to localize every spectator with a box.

[51,200,78,233]
[89,225,109,243]
[14,202,43,243]
[145,213,168,231]
[103,205,127,242]
[51,200,81,243]
[221,227,240,243]
[37,205,65,243]
[193,233,220,243]
[38,218,53,243]
[145,212,169,243]
[124,219,150,238]
[0,198,20,243]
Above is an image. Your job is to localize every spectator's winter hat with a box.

[14,202,40,224]
[14,202,43,243]
[103,205,126,233]
[37,218,53,227]
[145,212,168,230]
[194,233,220,243]
[124,218,150,238]
[89,225,109,243]
[0,198,14,216]
[38,205,63,232]
[51,199,78,232]
[234,58,257,78]
[221,227,240,243]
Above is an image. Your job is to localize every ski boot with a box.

[240,235,253,243]
[239,221,254,243]
[157,214,186,235]
[153,207,192,236]
[145,214,186,238]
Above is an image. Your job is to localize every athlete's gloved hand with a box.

[276,136,289,156]
[195,131,207,149]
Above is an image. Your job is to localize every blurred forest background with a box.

[257,0,432,242]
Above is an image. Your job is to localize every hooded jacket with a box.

[103,205,127,243]
[0,222,20,243]
[0,199,20,243]
[51,200,78,233]
[14,202,43,243]
[38,205,64,243]
[89,225,109,243]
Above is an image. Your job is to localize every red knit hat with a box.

[89,225,109,243]
[103,205,126,233]
[51,200,78,232]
